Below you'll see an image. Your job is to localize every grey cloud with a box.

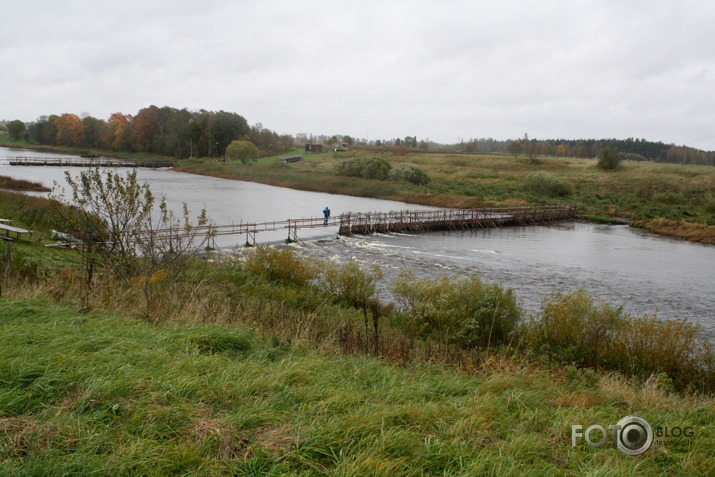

[1,0,713,149]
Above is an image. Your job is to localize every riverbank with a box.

[0,175,50,192]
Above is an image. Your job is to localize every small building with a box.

[334,143,349,152]
[305,144,324,154]
[280,155,302,163]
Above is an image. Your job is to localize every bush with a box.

[523,289,715,392]
[335,157,392,180]
[611,316,714,391]
[388,163,431,185]
[321,262,381,309]
[597,146,621,170]
[522,290,625,368]
[321,262,384,354]
[245,246,319,286]
[392,273,520,348]
[225,140,259,164]
[523,172,573,197]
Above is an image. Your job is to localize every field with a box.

[174,148,715,244]
[1,298,713,475]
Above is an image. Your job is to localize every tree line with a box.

[3,106,293,159]
[462,136,713,165]
[3,110,712,165]
[362,135,713,165]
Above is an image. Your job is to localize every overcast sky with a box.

[1,0,714,149]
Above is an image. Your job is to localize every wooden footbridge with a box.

[144,205,578,246]
[7,157,173,168]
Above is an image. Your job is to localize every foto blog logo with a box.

[571,415,654,456]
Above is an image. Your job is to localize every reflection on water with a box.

[1,147,713,342]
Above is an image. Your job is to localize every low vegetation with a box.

[523,290,713,391]
[393,272,519,349]
[523,171,573,197]
[335,156,393,180]
[0,176,51,192]
[388,162,431,185]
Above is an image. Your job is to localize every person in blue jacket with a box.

[323,206,331,225]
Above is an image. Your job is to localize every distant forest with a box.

[370,136,713,166]
[2,106,293,158]
[456,136,714,165]
[2,106,713,166]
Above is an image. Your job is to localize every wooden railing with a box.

[138,205,578,245]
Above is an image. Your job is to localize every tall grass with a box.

[0,191,59,231]
[1,298,713,475]
[6,239,714,393]
[1,191,714,474]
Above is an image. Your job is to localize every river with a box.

[1,147,714,342]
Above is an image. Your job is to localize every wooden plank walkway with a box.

[140,204,578,246]
[7,157,173,168]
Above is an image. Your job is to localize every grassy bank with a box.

[1,190,714,474]
[0,176,50,192]
[0,190,61,231]
[1,298,713,475]
[173,149,715,244]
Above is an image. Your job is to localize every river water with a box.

[1,147,714,342]
[0,147,436,245]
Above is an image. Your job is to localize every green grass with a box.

[1,192,713,474]
[1,297,713,475]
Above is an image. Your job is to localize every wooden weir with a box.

[336,205,578,235]
[142,205,578,246]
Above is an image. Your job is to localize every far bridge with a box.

[142,205,578,247]
[6,157,174,168]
